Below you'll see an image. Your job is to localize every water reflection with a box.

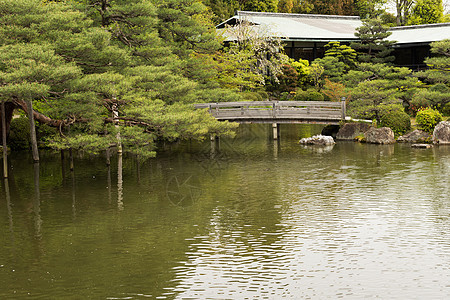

[33,163,42,240]
[0,125,449,299]
[4,178,14,238]
[117,153,123,211]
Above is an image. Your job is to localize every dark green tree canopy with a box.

[351,19,395,64]
[0,0,238,157]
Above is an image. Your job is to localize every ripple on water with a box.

[166,146,450,299]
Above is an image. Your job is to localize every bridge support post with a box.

[272,123,279,140]
[341,97,346,120]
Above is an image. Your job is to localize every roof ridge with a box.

[390,22,450,31]
[236,10,361,20]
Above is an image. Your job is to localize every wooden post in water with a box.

[272,123,278,140]
[112,100,122,154]
[1,100,8,178]
[27,100,39,162]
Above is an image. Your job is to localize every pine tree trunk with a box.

[27,100,39,162]
[0,102,15,142]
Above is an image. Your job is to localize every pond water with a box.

[0,124,449,299]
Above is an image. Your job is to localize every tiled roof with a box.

[218,11,449,45]
[388,23,450,45]
[218,11,362,42]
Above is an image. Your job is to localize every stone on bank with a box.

[299,135,335,146]
[336,123,371,141]
[397,130,432,143]
[433,121,450,144]
[364,127,395,144]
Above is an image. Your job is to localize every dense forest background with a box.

[203,0,449,25]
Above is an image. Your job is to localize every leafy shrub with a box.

[379,105,411,136]
[8,117,30,150]
[416,107,443,133]
[257,90,269,100]
[321,79,347,102]
[409,93,430,116]
[294,89,324,101]
[242,91,263,101]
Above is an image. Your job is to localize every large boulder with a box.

[336,123,372,140]
[433,121,450,144]
[397,130,432,143]
[364,127,395,144]
[299,135,335,146]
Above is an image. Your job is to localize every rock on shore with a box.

[364,127,395,144]
[336,123,371,140]
[398,130,431,143]
[299,135,335,146]
[433,121,450,144]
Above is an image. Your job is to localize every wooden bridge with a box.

[195,100,347,139]
[195,100,346,124]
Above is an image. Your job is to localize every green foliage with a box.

[214,46,263,91]
[294,88,324,101]
[0,0,238,158]
[443,102,450,116]
[312,56,346,82]
[289,58,311,87]
[241,91,267,101]
[324,41,357,69]
[351,19,395,64]
[408,0,444,25]
[344,63,421,109]
[203,0,236,24]
[242,0,278,12]
[8,117,30,150]
[416,107,443,133]
[346,62,423,122]
[307,0,356,15]
[417,39,450,85]
[410,85,450,115]
[355,0,388,19]
[378,104,411,136]
[270,64,300,93]
[278,0,294,12]
[410,91,431,115]
[309,63,324,89]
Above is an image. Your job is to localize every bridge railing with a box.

[194,100,346,122]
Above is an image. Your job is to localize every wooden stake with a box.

[26,100,39,162]
[1,100,8,178]
[272,123,278,140]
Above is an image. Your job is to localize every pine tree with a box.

[351,19,396,64]
[0,0,238,158]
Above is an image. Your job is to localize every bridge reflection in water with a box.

[195,100,346,139]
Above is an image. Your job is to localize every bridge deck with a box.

[195,101,346,125]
